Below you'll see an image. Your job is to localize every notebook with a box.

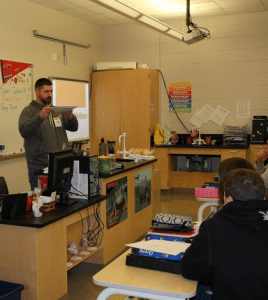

[1,193,27,219]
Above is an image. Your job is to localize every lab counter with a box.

[0,195,107,300]
[0,195,106,228]
[155,145,249,190]
[0,159,161,300]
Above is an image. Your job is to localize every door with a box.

[120,70,150,150]
[90,71,121,155]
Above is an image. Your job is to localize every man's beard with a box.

[41,96,51,106]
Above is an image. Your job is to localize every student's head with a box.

[218,157,255,205]
[35,78,53,106]
[222,168,265,203]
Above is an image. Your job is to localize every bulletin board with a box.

[0,60,33,156]
[50,77,89,142]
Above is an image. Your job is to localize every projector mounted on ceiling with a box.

[183,0,210,44]
[183,29,205,44]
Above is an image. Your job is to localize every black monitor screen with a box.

[47,149,75,205]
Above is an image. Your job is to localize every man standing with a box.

[19,78,78,190]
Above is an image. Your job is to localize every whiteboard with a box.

[0,60,33,156]
[50,77,89,142]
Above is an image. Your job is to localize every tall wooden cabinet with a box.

[90,69,159,156]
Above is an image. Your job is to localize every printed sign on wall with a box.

[168,81,192,113]
[106,177,128,229]
[135,168,151,213]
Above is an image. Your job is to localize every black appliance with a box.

[252,116,267,144]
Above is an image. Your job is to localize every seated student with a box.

[180,168,268,300]
[218,157,255,205]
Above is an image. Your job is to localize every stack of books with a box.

[126,214,198,274]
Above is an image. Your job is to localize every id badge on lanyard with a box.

[53,117,62,127]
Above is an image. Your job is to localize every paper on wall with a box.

[189,109,204,128]
[237,101,250,118]
[196,104,214,124]
[210,106,229,126]
[126,239,190,256]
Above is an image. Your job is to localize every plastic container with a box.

[98,156,112,175]
[195,188,219,199]
[99,138,107,156]
[0,280,24,300]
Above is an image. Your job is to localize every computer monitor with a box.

[46,149,77,206]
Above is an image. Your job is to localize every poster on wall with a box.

[1,60,32,84]
[0,59,33,155]
[135,168,152,213]
[106,177,128,229]
[168,81,192,113]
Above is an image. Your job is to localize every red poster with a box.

[1,60,32,84]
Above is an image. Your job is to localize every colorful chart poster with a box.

[168,81,192,113]
[106,177,128,229]
[135,168,152,213]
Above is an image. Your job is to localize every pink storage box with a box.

[195,188,219,199]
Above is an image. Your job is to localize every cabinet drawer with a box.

[221,149,247,160]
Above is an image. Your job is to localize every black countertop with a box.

[99,159,157,178]
[156,144,249,149]
[0,195,107,228]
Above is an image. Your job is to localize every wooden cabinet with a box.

[221,149,248,161]
[90,69,159,156]
[155,147,249,190]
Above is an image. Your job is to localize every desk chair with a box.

[0,177,9,195]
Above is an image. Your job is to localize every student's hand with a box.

[257,145,268,164]
[40,107,53,119]
[62,109,73,119]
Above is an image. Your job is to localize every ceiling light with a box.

[138,15,169,32]
[98,0,141,18]
[166,29,184,40]
[91,0,184,41]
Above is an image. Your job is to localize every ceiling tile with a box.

[27,0,268,27]
[41,0,78,10]
[59,7,93,16]
[28,0,55,3]
[215,0,263,9]
[223,5,266,14]
[66,0,94,6]
[84,5,111,13]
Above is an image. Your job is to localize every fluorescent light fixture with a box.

[93,0,184,41]
[138,15,169,32]
[166,29,184,40]
[98,0,140,18]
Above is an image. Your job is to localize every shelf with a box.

[67,246,102,271]
[171,171,217,189]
